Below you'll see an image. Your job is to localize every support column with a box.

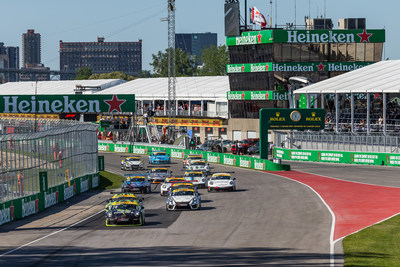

[293,94,297,108]
[335,93,339,133]
[141,100,144,115]
[188,100,191,116]
[320,93,325,109]
[351,93,355,133]
[383,93,387,135]
[306,94,310,109]
[367,92,371,134]
[176,100,179,115]
[164,100,167,116]
[201,100,204,116]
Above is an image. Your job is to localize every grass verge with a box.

[343,214,400,266]
[97,170,124,190]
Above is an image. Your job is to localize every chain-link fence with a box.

[0,118,99,202]
[275,131,400,153]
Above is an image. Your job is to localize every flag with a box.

[250,6,267,28]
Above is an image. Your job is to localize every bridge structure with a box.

[0,68,76,81]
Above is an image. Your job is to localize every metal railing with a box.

[0,118,99,203]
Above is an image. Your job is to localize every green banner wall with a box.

[0,172,99,226]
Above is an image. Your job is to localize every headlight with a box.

[202,178,205,182]
[209,182,213,185]
[134,211,140,217]
[190,198,197,204]
[230,181,234,185]
[162,185,166,189]
[168,198,176,205]
[107,212,113,218]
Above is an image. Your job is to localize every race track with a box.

[2,152,400,266]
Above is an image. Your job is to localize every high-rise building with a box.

[59,37,142,79]
[22,29,41,67]
[175,32,217,61]
[0,42,20,82]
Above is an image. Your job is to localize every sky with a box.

[0,0,397,72]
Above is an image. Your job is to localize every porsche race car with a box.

[183,154,203,168]
[105,193,143,211]
[166,188,201,211]
[148,167,172,183]
[121,156,144,171]
[183,171,207,188]
[105,200,145,226]
[122,175,152,193]
[207,173,236,192]
[185,159,210,174]
[149,151,171,164]
[160,177,187,196]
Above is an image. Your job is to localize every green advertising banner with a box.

[39,172,48,193]
[0,94,135,113]
[273,29,385,44]
[226,62,373,73]
[226,30,273,46]
[227,91,287,101]
[98,156,105,171]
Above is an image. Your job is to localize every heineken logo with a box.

[80,178,89,193]
[227,65,243,73]
[287,30,374,43]
[223,157,235,165]
[64,184,74,200]
[45,191,57,208]
[236,35,258,45]
[228,91,288,101]
[22,198,37,218]
[207,154,219,163]
[254,161,264,170]
[133,147,146,154]
[1,94,135,114]
[0,206,11,226]
[92,175,99,188]
[239,158,250,168]
[115,146,127,153]
[171,150,183,158]
[98,144,107,151]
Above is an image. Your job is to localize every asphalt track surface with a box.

[1,153,400,266]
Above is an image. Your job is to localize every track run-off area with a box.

[1,152,400,266]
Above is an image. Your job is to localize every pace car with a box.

[166,188,201,211]
[122,175,152,193]
[185,159,210,174]
[207,173,236,192]
[121,156,144,171]
[183,171,207,188]
[105,200,145,226]
[160,177,186,196]
[105,193,143,211]
[149,151,171,164]
[148,167,172,183]
[183,154,203,168]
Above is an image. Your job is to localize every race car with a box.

[105,200,145,226]
[122,175,152,193]
[183,171,207,188]
[148,167,172,184]
[168,182,198,196]
[185,159,210,174]
[166,188,201,211]
[105,192,143,211]
[207,173,236,192]
[160,177,187,196]
[149,151,171,164]
[121,156,144,171]
[183,154,203,168]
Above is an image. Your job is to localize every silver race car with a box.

[121,156,144,171]
[207,173,236,192]
[185,159,210,174]
[166,188,201,211]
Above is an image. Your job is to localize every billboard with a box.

[225,2,240,37]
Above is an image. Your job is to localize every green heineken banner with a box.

[39,172,48,193]
[259,108,325,159]
[273,29,385,44]
[227,91,288,101]
[227,29,385,46]
[226,62,373,73]
[0,94,135,114]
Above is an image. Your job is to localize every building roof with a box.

[95,76,230,101]
[294,60,400,94]
[0,79,125,95]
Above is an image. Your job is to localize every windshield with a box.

[185,173,203,177]
[188,155,202,159]
[172,191,195,196]
[211,175,231,180]
[152,169,168,173]
[191,162,205,166]
[154,152,166,156]
[127,178,145,182]
[126,158,140,162]
[111,204,137,210]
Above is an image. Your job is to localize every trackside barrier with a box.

[0,173,99,226]
[98,141,290,171]
[273,148,400,166]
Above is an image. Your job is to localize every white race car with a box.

[183,171,207,189]
[207,173,236,192]
[166,188,201,211]
[185,159,210,174]
[160,177,187,196]
[121,156,144,171]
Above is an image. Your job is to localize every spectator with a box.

[237,141,243,155]
[18,171,24,196]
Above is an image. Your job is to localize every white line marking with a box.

[0,209,103,257]
[267,172,336,267]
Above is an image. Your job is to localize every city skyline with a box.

[0,0,398,72]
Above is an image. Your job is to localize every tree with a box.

[150,48,198,77]
[199,45,229,76]
[88,71,135,81]
[137,70,152,78]
[75,67,92,80]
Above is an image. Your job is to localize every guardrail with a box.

[98,141,290,171]
[0,173,99,226]
[274,147,400,166]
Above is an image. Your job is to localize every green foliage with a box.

[343,214,400,266]
[199,45,229,76]
[137,70,152,78]
[75,67,92,80]
[97,170,124,190]
[89,71,135,81]
[150,48,198,77]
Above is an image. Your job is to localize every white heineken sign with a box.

[1,95,135,113]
